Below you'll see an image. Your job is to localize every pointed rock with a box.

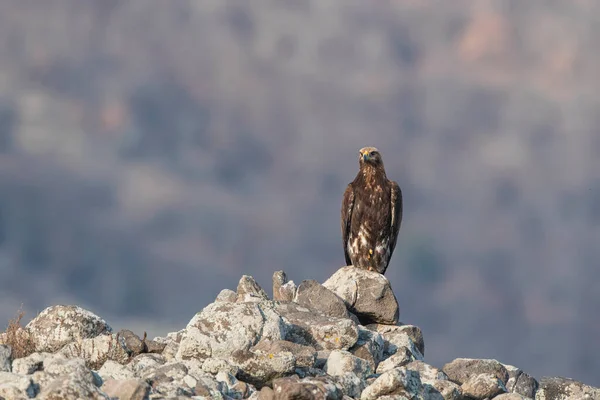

[237,275,269,303]
[273,271,296,302]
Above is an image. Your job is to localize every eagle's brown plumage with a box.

[341,147,403,274]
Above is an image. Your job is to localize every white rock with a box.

[325,350,373,378]
[97,359,135,381]
[26,305,111,353]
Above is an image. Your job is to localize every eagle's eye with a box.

[370,151,377,157]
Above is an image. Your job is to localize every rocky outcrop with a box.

[536,376,600,400]
[323,266,400,325]
[0,266,597,399]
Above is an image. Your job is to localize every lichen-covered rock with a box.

[252,339,316,369]
[442,358,509,385]
[360,367,422,400]
[140,362,199,397]
[0,372,38,398]
[230,348,296,388]
[376,347,417,374]
[325,350,372,378]
[145,365,195,398]
[323,266,399,324]
[97,359,135,381]
[536,376,600,400]
[461,372,507,399]
[142,361,188,382]
[101,378,150,400]
[26,305,112,353]
[404,361,447,384]
[37,357,104,400]
[216,371,255,398]
[0,346,10,373]
[429,379,463,400]
[216,289,238,303]
[348,327,384,373]
[11,352,45,375]
[272,375,343,400]
[366,324,424,357]
[275,302,359,351]
[495,394,533,400]
[116,330,145,357]
[334,372,367,398]
[178,301,287,361]
[294,279,357,321]
[175,327,212,360]
[503,364,538,398]
[237,275,270,303]
[59,333,130,369]
[272,271,297,302]
[202,358,239,376]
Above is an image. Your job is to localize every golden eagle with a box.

[341,147,403,274]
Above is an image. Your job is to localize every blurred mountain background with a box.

[0,0,599,386]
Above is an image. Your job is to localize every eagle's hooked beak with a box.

[361,151,369,162]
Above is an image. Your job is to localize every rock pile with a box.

[0,266,598,399]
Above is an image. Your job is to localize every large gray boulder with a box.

[367,323,424,357]
[271,375,343,400]
[325,350,373,378]
[177,301,288,360]
[294,279,358,321]
[26,305,112,353]
[274,302,359,351]
[323,266,399,325]
[36,357,104,399]
[442,358,509,386]
[536,376,600,400]
[360,367,422,400]
[461,372,507,399]
[230,347,296,388]
[503,363,538,398]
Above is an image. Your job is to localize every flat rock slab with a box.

[294,279,356,321]
[442,358,509,385]
[275,302,359,351]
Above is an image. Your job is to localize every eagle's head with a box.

[358,146,383,167]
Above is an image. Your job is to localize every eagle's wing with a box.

[341,184,355,266]
[389,181,403,256]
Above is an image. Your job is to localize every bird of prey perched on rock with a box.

[341,147,403,275]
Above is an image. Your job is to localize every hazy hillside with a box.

[0,0,599,385]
